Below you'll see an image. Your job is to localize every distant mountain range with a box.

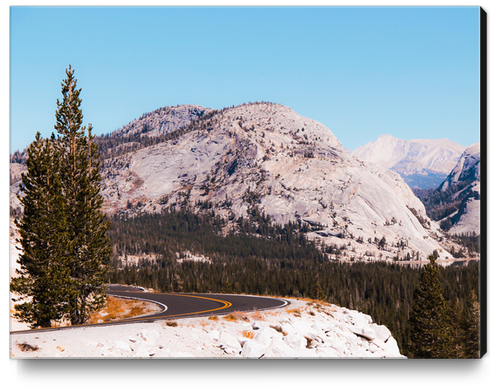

[352,134,466,189]
[352,134,480,237]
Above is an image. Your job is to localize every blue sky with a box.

[10,6,481,153]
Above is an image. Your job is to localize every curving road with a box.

[10,284,289,334]
[107,284,289,323]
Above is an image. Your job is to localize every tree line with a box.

[106,208,480,358]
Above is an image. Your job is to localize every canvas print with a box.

[9,6,483,359]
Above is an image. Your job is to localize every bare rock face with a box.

[100,102,451,262]
[352,134,466,189]
[440,143,480,192]
[440,143,480,236]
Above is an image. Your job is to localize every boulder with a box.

[219,330,242,353]
[283,333,307,351]
[253,326,283,347]
[370,324,392,342]
[241,340,267,358]
[348,325,377,341]
[263,338,298,358]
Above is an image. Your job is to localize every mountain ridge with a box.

[11,102,476,263]
[95,102,458,262]
[352,134,466,189]
[439,143,481,236]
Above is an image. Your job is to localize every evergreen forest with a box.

[106,208,480,358]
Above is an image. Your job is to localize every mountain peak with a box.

[93,103,454,262]
[440,142,480,192]
[352,135,465,189]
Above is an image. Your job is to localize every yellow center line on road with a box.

[106,293,233,322]
[11,293,233,333]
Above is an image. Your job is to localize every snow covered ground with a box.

[10,297,404,359]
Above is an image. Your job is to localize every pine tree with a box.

[54,65,112,325]
[314,280,327,302]
[11,66,111,328]
[463,290,480,358]
[10,133,71,328]
[407,254,454,358]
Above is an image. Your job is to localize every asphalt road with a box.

[10,284,289,334]
[107,284,289,322]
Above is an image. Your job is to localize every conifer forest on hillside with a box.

[106,208,481,358]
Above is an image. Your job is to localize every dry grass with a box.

[223,311,250,322]
[287,308,302,317]
[249,310,265,321]
[166,320,178,327]
[241,330,254,339]
[263,310,279,318]
[298,297,331,306]
[199,320,209,328]
[87,296,159,324]
[208,315,219,321]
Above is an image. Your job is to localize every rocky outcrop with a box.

[107,104,213,140]
[440,143,480,192]
[439,143,480,236]
[10,298,405,358]
[98,102,451,262]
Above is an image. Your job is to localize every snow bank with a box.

[10,298,405,359]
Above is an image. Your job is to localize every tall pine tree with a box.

[11,65,111,328]
[54,65,112,325]
[407,254,454,358]
[10,133,71,328]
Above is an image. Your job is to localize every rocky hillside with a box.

[412,143,480,239]
[352,134,465,189]
[95,104,214,160]
[97,102,454,262]
[440,143,480,192]
[440,143,481,236]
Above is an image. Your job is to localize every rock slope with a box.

[352,134,465,189]
[10,297,404,359]
[99,102,451,261]
[440,143,481,236]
